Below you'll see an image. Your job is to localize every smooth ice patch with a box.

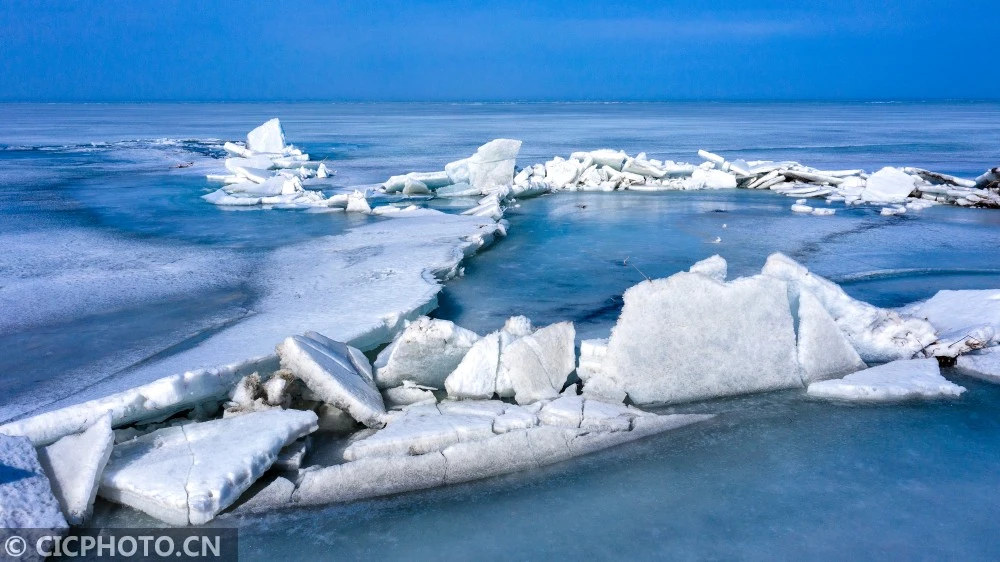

[807,359,965,402]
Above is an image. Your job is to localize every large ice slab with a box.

[0,434,68,530]
[762,253,936,363]
[99,409,317,525]
[246,118,286,154]
[861,167,916,203]
[278,334,386,428]
[597,271,801,404]
[342,407,495,460]
[443,316,536,400]
[451,139,522,193]
[795,289,867,383]
[0,355,274,446]
[901,290,1000,355]
[37,414,114,525]
[374,317,480,389]
[807,359,965,401]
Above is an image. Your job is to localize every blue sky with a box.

[1,0,996,101]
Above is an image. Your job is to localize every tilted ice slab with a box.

[956,346,1000,383]
[807,358,965,401]
[278,333,386,428]
[596,270,801,405]
[762,253,937,364]
[0,355,274,447]
[293,407,713,506]
[246,118,287,155]
[498,321,576,404]
[0,434,68,530]
[37,414,114,525]
[99,409,317,525]
[794,289,868,383]
[861,167,916,203]
[444,316,533,400]
[9,211,502,428]
[900,290,1000,356]
[374,317,480,389]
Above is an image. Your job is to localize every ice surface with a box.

[443,332,503,400]
[807,359,965,401]
[374,317,480,389]
[0,434,68,529]
[900,290,1000,355]
[37,414,114,525]
[278,334,386,428]
[498,321,576,404]
[232,476,296,514]
[762,253,937,364]
[862,167,916,203]
[99,409,317,525]
[537,394,584,428]
[246,118,286,154]
[0,355,273,446]
[597,271,801,404]
[956,347,1000,383]
[382,382,437,409]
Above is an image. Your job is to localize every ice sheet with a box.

[807,358,965,401]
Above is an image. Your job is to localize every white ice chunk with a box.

[795,290,867,383]
[99,409,316,525]
[246,118,286,154]
[688,254,727,282]
[862,167,916,203]
[374,317,479,389]
[273,437,311,471]
[444,332,502,400]
[762,253,936,363]
[277,334,386,428]
[435,182,480,198]
[598,271,801,404]
[545,157,583,187]
[382,382,438,409]
[580,399,636,432]
[0,356,274,446]
[692,168,737,189]
[498,321,576,404]
[900,290,1000,355]
[466,139,522,191]
[807,359,965,401]
[437,399,507,418]
[346,190,371,214]
[491,405,539,433]
[232,476,295,514]
[0,434,68,529]
[37,414,114,525]
[577,337,608,384]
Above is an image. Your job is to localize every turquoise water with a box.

[3,102,1000,559]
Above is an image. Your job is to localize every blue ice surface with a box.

[3,102,1000,559]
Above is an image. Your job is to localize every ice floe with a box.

[956,347,1000,383]
[0,434,68,529]
[99,409,317,525]
[807,359,965,402]
[36,414,114,525]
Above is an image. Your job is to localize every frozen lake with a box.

[2,102,1000,559]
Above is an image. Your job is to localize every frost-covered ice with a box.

[36,414,114,525]
[99,409,317,525]
[901,290,1000,355]
[277,334,386,428]
[807,359,965,401]
[246,119,287,154]
[0,434,68,529]
[595,269,801,404]
[498,321,576,404]
[342,407,495,461]
[374,317,480,389]
[861,167,916,203]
